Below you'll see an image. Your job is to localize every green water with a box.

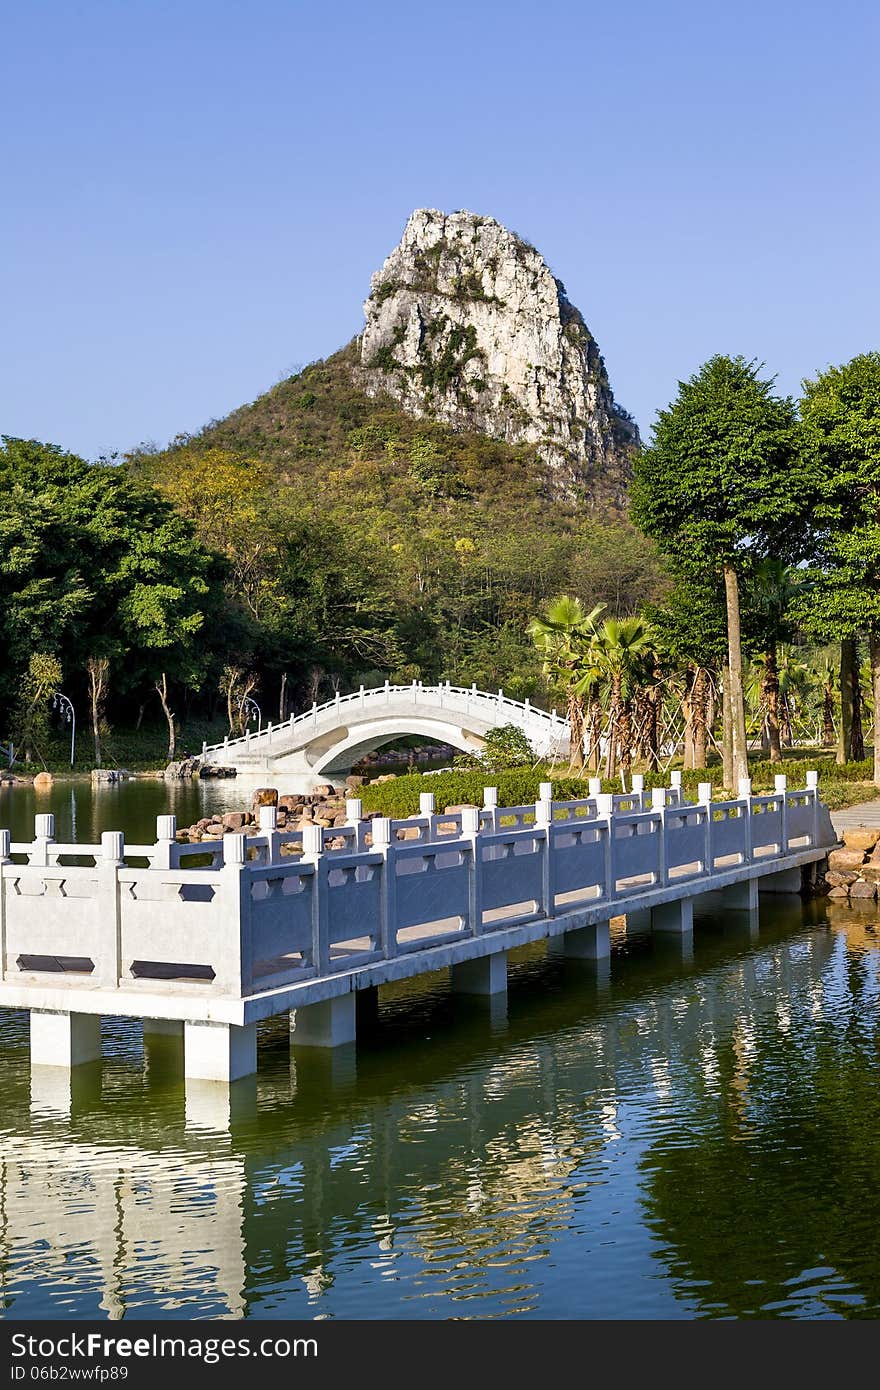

[2,786,880,1320]
[0,776,247,846]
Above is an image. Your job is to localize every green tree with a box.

[631,357,815,787]
[583,616,655,777]
[799,353,880,785]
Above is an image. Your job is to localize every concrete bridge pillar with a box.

[759,866,803,894]
[722,879,759,911]
[30,1009,102,1068]
[291,993,357,1047]
[652,898,694,935]
[183,1020,257,1082]
[451,951,507,995]
[554,920,611,959]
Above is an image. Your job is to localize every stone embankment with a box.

[823,829,880,901]
[175,778,374,848]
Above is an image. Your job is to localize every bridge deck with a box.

[0,776,836,1082]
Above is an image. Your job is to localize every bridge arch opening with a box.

[311,720,487,777]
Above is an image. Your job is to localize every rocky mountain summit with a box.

[357,209,637,499]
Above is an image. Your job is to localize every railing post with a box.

[774,774,788,854]
[301,823,329,974]
[346,797,367,851]
[669,770,683,803]
[154,814,177,869]
[806,769,819,845]
[588,777,602,800]
[31,813,55,869]
[595,793,614,900]
[535,792,555,918]
[738,778,753,862]
[697,782,713,873]
[267,721,273,746]
[258,804,281,865]
[98,830,124,987]
[201,740,207,758]
[371,818,398,960]
[0,828,11,982]
[461,805,483,936]
[222,830,253,996]
[632,773,645,808]
[482,786,499,832]
[651,787,668,886]
[419,792,436,817]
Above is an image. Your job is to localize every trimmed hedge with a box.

[358,757,874,819]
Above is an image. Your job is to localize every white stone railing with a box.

[201,681,570,760]
[0,774,827,1005]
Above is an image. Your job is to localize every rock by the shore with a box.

[33,771,54,789]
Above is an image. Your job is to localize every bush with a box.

[453,724,535,772]
[358,755,873,819]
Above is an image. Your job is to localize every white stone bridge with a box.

[203,682,570,782]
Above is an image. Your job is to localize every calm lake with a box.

[1,782,879,1320]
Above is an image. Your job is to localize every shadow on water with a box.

[1,895,879,1320]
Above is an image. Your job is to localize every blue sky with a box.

[2,0,877,460]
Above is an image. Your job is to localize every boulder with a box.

[825,870,860,887]
[252,787,278,808]
[373,774,397,784]
[345,775,365,789]
[313,783,336,798]
[859,864,880,883]
[850,879,878,900]
[33,771,54,789]
[278,794,302,811]
[842,828,880,852]
[827,848,868,872]
[222,812,247,831]
[827,886,851,898]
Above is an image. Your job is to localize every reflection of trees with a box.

[2,907,871,1318]
[641,925,880,1317]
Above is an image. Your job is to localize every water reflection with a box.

[0,900,879,1319]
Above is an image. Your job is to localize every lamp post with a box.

[241,695,262,734]
[52,691,76,767]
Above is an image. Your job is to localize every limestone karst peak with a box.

[357,208,637,500]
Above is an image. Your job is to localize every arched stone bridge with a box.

[203,682,571,784]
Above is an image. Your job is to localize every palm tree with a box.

[584,617,656,777]
[527,596,605,770]
[808,652,837,747]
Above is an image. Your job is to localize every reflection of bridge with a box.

[0,911,843,1318]
[201,682,570,782]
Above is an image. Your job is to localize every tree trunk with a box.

[682,689,694,770]
[871,633,880,789]
[822,687,835,746]
[619,700,633,773]
[763,646,782,763]
[691,667,708,769]
[279,672,289,723]
[606,677,621,779]
[721,662,733,790]
[838,639,854,764]
[86,656,109,768]
[567,692,584,770]
[723,565,749,786]
[645,683,661,772]
[851,638,865,762]
[587,692,602,771]
[155,673,176,760]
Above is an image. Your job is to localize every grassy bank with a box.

[359,756,878,818]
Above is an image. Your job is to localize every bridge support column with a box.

[452,951,507,995]
[143,1017,184,1038]
[355,986,381,1033]
[30,1009,102,1069]
[556,920,611,959]
[759,867,802,894]
[291,993,357,1048]
[722,879,759,911]
[184,1020,257,1082]
[626,908,652,935]
[652,898,694,934]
